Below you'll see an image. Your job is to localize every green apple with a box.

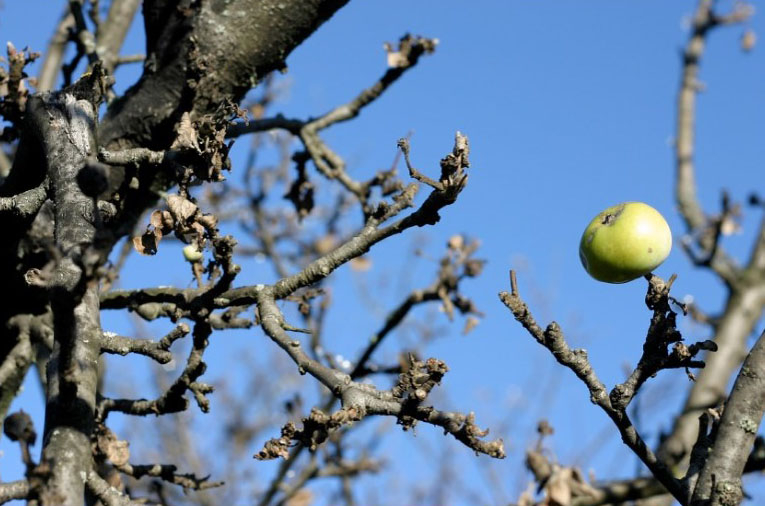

[579,202,672,283]
[182,244,204,263]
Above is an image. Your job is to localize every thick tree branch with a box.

[661,0,765,473]
[659,284,765,465]
[23,67,108,505]
[675,0,751,279]
[85,471,137,506]
[100,0,351,148]
[37,11,75,92]
[96,0,141,73]
[691,330,765,505]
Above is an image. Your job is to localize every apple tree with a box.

[0,1,763,505]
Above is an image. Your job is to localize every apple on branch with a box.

[579,202,672,283]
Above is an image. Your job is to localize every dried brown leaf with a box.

[132,230,161,255]
[149,209,164,228]
[197,213,218,230]
[171,112,200,151]
[97,429,130,467]
[167,194,198,222]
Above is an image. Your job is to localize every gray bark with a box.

[25,87,103,504]
[691,331,765,505]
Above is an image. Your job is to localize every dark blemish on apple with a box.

[601,204,626,226]
[648,247,653,253]
[601,204,625,226]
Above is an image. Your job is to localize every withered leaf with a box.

[167,194,198,222]
[171,112,200,151]
[132,230,161,255]
[97,429,130,467]
[149,209,164,228]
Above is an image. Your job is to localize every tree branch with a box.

[675,0,750,283]
[97,322,213,421]
[100,323,190,364]
[661,0,765,472]
[500,271,687,503]
[23,67,109,504]
[114,462,224,491]
[691,330,765,504]
[0,179,49,220]
[0,316,34,422]
[85,471,138,506]
[0,480,30,503]
[96,0,141,73]
[37,10,75,92]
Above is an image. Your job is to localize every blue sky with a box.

[1,1,764,504]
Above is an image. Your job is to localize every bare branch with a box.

[691,330,765,504]
[500,271,687,503]
[571,477,667,506]
[98,147,169,166]
[674,0,750,283]
[85,471,138,506]
[100,323,190,364]
[746,213,765,274]
[0,179,49,220]
[228,35,438,214]
[96,0,141,73]
[37,11,75,92]
[68,0,100,67]
[226,114,304,138]
[0,317,34,422]
[660,0,765,473]
[27,67,108,504]
[397,137,444,190]
[0,480,30,503]
[114,462,224,491]
[254,354,505,460]
[610,274,716,411]
[97,322,213,421]
[273,133,469,299]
